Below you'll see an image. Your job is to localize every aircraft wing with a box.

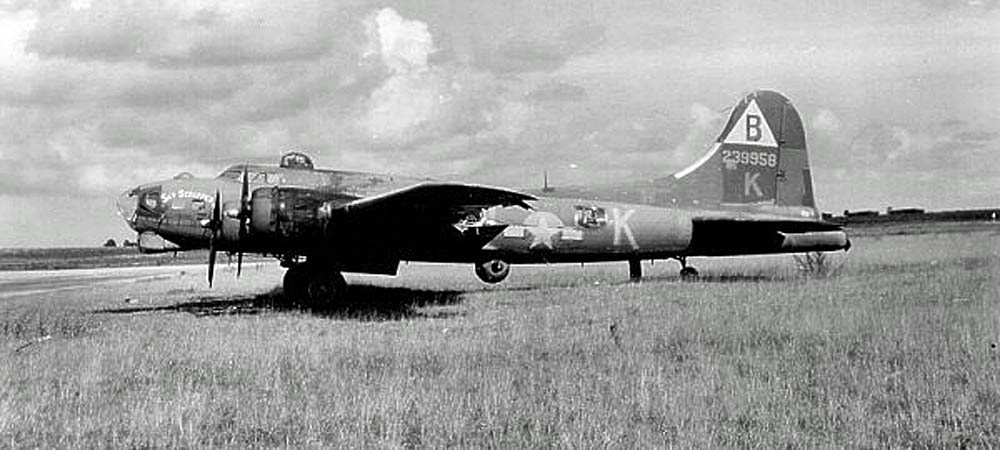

[340,182,534,216]
[327,183,534,260]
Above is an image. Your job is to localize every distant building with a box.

[833,207,1000,226]
[887,206,924,215]
[844,210,878,218]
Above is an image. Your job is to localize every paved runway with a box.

[0,265,204,299]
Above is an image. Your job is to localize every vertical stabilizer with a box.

[669,90,817,214]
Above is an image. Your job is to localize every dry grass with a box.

[1,231,999,447]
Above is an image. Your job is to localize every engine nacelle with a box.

[249,187,333,250]
[475,259,511,284]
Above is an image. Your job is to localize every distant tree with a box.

[122,239,137,248]
[102,238,117,248]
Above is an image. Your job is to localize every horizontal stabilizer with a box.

[692,216,842,233]
[687,217,847,256]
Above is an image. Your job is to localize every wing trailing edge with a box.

[339,182,535,215]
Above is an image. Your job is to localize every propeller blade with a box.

[213,189,222,226]
[236,165,250,278]
[208,238,217,287]
[208,190,222,287]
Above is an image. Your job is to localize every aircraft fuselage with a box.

[117,90,851,293]
[119,166,847,267]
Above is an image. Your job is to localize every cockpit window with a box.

[216,167,283,184]
[252,171,282,184]
[575,205,607,228]
[191,198,207,218]
[280,152,314,169]
[217,168,243,180]
[170,197,191,210]
[137,187,163,217]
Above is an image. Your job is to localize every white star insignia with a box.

[527,215,560,250]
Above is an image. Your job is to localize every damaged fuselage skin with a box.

[118,90,849,303]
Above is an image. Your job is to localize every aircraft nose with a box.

[117,188,138,230]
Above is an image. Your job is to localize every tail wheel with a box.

[475,259,510,284]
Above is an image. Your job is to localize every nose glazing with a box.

[117,188,138,230]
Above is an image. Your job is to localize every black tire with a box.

[680,266,699,279]
[475,259,510,284]
[304,271,347,308]
[282,265,309,300]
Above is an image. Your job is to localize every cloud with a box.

[363,70,447,142]
[0,9,38,67]
[458,100,729,189]
[106,67,243,109]
[919,0,1000,10]
[368,7,434,74]
[953,130,999,146]
[472,22,605,74]
[359,8,447,144]
[810,109,842,134]
[25,0,350,67]
[667,103,725,167]
[527,81,587,103]
[847,123,917,169]
[358,8,555,151]
[837,120,999,181]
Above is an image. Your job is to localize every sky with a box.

[0,0,998,247]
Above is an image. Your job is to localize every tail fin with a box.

[669,90,817,214]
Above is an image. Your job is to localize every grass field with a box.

[1,229,999,447]
[0,248,211,271]
[0,247,276,273]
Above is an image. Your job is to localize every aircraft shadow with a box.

[684,274,785,283]
[94,284,466,321]
[464,273,787,297]
[607,273,788,285]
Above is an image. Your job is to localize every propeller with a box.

[207,189,222,287]
[235,165,251,277]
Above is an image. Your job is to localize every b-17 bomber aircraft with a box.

[117,90,849,305]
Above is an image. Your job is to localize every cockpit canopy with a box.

[280,152,314,170]
[215,152,316,183]
[216,166,284,184]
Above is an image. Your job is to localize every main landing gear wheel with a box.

[475,259,510,284]
[282,264,309,299]
[283,264,347,307]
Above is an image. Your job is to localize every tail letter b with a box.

[746,114,762,142]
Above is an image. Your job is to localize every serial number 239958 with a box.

[722,150,777,167]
